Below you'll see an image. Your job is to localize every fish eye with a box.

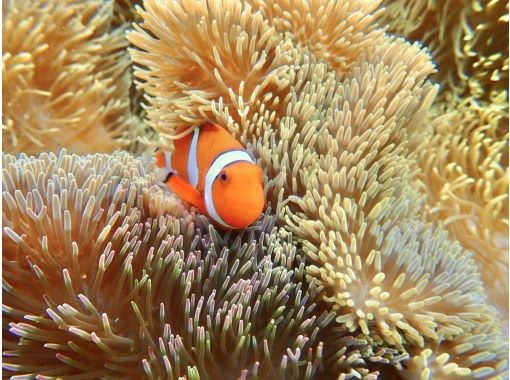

[218,172,228,182]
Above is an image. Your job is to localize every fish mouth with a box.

[224,199,265,229]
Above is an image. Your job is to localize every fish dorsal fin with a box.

[201,121,222,132]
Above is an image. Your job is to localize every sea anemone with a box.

[380,0,509,321]
[248,0,386,74]
[127,0,295,150]
[2,0,139,155]
[400,320,508,379]
[418,96,509,324]
[3,150,406,378]
[380,0,509,101]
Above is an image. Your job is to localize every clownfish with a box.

[155,121,265,230]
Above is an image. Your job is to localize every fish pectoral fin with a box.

[164,173,205,213]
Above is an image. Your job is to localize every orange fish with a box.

[155,122,265,230]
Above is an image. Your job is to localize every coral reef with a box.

[2,0,508,378]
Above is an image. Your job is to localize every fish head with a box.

[211,161,265,229]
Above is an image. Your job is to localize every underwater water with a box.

[2,0,509,379]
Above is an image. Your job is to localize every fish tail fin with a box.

[155,149,174,169]
[155,149,177,186]
[154,149,166,169]
[164,172,205,213]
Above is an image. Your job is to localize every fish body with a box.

[155,122,265,229]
